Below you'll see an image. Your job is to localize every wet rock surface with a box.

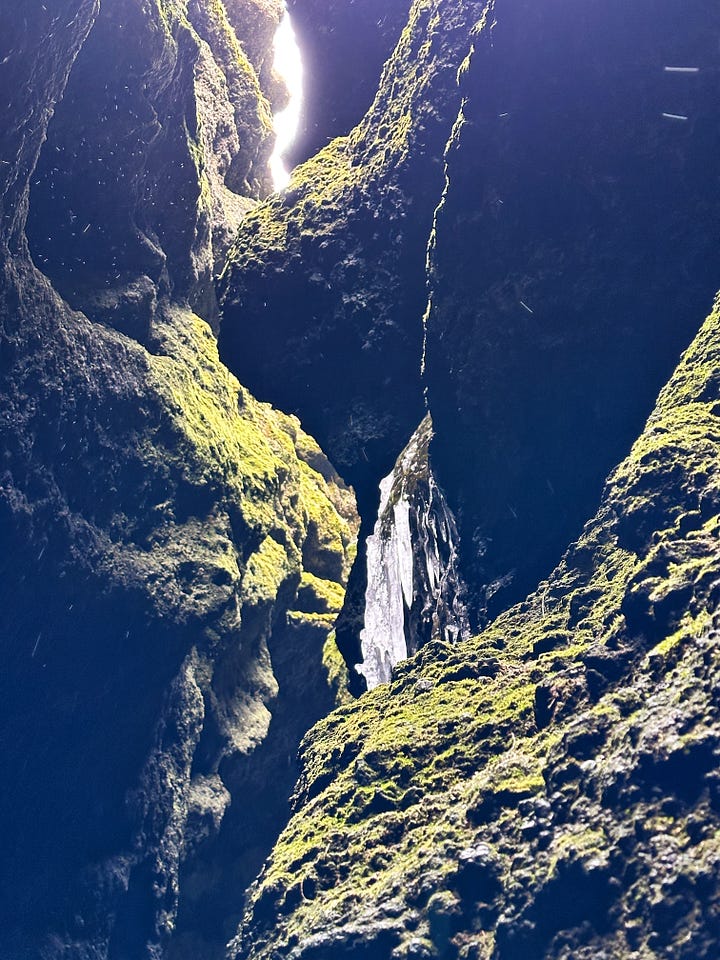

[358,414,469,690]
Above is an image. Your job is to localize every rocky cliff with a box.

[0,2,357,957]
[424,0,720,623]
[221,0,720,655]
[2,0,720,958]
[236,296,720,960]
[219,0,720,958]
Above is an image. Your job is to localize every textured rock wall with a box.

[221,0,720,654]
[219,0,491,673]
[217,0,720,958]
[424,0,720,624]
[4,0,720,956]
[0,2,357,957]
[26,0,280,330]
[220,0,491,506]
[235,293,720,960]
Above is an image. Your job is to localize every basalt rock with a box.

[4,0,720,957]
[0,3,357,958]
[424,0,720,625]
[219,0,491,677]
[235,293,720,960]
[220,0,490,518]
[221,0,720,659]
[26,0,280,330]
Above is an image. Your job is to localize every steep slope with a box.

[220,0,491,504]
[235,295,720,960]
[219,0,492,675]
[0,2,357,957]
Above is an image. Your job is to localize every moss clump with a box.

[296,572,346,615]
[243,535,294,605]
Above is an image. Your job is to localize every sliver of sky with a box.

[270,6,304,191]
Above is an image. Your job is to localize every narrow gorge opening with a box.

[4,2,720,959]
[269,6,304,190]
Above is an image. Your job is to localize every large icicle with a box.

[358,415,469,689]
[357,476,409,688]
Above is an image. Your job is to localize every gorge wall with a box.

[0,2,357,957]
[1,0,719,958]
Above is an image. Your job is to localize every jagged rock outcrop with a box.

[219,0,490,676]
[235,293,720,960]
[358,414,469,690]
[26,0,282,330]
[220,0,720,656]
[4,0,720,957]
[220,0,489,508]
[0,3,357,958]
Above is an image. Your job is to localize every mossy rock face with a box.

[236,301,720,960]
[286,0,413,166]
[26,0,276,330]
[0,3,358,957]
[220,0,492,511]
[221,0,720,655]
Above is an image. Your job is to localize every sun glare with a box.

[270,7,304,191]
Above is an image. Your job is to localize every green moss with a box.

[296,572,346,614]
[320,632,354,708]
[243,535,294,605]
[239,303,720,959]
[546,826,610,877]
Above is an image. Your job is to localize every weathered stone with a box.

[0,3,358,956]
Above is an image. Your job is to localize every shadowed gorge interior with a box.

[1,0,720,958]
[425,0,720,624]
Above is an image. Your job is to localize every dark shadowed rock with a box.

[237,292,720,960]
[0,3,358,957]
[424,0,720,624]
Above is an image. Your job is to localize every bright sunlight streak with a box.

[270,7,304,191]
